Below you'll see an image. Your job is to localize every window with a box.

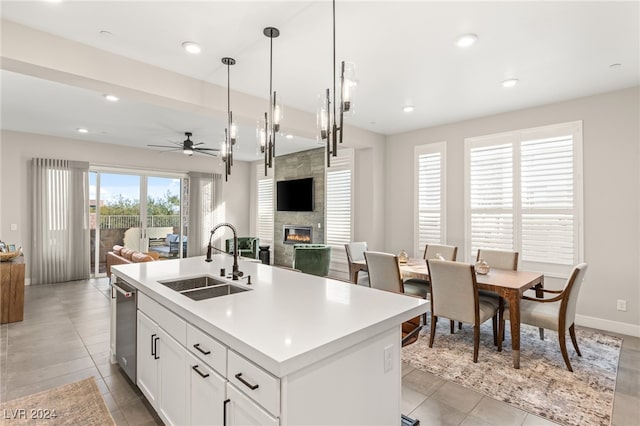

[326,148,354,274]
[465,121,583,275]
[414,142,446,257]
[256,164,274,248]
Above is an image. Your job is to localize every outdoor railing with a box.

[93,214,180,229]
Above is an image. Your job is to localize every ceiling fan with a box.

[148,132,219,157]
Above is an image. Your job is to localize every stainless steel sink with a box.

[158,276,227,292]
[158,276,251,301]
[179,284,251,301]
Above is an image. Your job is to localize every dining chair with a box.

[403,243,458,298]
[500,263,588,372]
[363,251,422,346]
[345,242,369,285]
[476,248,519,271]
[427,259,500,362]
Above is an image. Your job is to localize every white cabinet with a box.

[226,383,278,426]
[137,310,159,406]
[187,352,226,426]
[136,294,188,426]
[157,328,189,426]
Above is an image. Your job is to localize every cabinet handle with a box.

[192,365,210,378]
[153,336,160,360]
[151,334,157,357]
[193,343,211,355]
[235,373,259,390]
[223,398,230,426]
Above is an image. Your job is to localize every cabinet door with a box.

[226,383,279,426]
[187,353,226,426]
[158,328,189,426]
[137,310,159,407]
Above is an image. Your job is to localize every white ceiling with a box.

[1,1,638,161]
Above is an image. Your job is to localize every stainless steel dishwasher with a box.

[112,277,137,382]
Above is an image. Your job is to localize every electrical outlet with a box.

[383,344,394,373]
[617,299,627,312]
[10,224,18,231]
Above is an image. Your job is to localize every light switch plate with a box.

[383,344,394,372]
[10,224,17,231]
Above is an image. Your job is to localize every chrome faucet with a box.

[205,222,243,280]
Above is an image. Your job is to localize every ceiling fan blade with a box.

[196,147,220,151]
[194,150,219,157]
[148,144,178,148]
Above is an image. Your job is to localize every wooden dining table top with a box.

[399,258,543,292]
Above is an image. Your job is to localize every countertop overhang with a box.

[112,255,428,377]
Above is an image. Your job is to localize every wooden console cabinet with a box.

[0,256,25,324]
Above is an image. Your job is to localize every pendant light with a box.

[317,0,356,167]
[221,57,237,182]
[258,27,281,176]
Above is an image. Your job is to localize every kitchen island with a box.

[111,254,427,426]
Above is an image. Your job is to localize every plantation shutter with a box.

[414,143,446,257]
[520,133,575,265]
[469,140,514,257]
[256,164,274,248]
[326,148,353,274]
[465,121,582,274]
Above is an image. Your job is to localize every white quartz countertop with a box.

[112,255,428,377]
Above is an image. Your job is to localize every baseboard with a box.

[576,314,640,338]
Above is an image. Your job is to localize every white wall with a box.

[0,130,251,281]
[385,87,640,336]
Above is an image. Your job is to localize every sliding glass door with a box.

[90,170,185,276]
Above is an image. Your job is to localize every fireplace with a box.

[283,225,312,244]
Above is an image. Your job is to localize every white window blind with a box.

[465,121,583,274]
[256,164,274,248]
[326,148,354,274]
[414,142,446,257]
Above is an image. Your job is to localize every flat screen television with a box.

[276,177,314,212]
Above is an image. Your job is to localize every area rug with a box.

[402,321,621,426]
[0,377,115,425]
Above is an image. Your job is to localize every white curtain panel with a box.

[187,172,222,256]
[31,158,90,284]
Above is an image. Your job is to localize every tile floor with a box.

[1,278,638,426]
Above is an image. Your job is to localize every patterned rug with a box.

[0,377,114,425]
[402,321,621,426]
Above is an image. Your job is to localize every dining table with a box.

[353,257,544,369]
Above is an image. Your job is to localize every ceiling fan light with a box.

[104,94,119,102]
[183,148,194,155]
[403,105,415,113]
[77,128,88,133]
[182,41,201,54]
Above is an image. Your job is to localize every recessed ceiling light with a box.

[182,42,201,54]
[456,33,478,48]
[285,134,294,139]
[403,105,415,113]
[501,78,519,88]
[77,128,88,133]
[609,63,622,68]
[104,94,119,102]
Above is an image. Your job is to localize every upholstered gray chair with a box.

[345,242,369,285]
[403,244,458,299]
[427,259,500,362]
[501,263,588,372]
[363,251,421,346]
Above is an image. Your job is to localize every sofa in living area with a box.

[106,245,158,277]
[225,237,260,259]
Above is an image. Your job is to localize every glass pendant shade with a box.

[341,62,357,113]
[317,95,329,139]
[230,123,238,142]
[273,103,282,132]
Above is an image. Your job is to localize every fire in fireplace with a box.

[283,225,312,244]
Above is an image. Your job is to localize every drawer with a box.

[186,324,227,376]
[138,292,186,345]
[228,350,280,417]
